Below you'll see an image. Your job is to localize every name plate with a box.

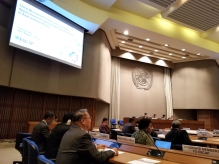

[183,145,219,157]
[98,133,110,139]
[117,135,135,144]
[89,131,99,137]
[197,132,213,138]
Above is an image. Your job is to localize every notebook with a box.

[155,140,171,149]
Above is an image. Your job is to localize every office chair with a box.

[22,138,32,164]
[38,155,55,164]
[118,120,123,126]
[110,118,117,129]
[28,141,40,164]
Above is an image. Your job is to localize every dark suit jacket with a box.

[122,123,135,134]
[31,121,50,152]
[56,125,115,164]
[44,123,70,159]
[165,128,192,145]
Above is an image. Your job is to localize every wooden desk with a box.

[26,121,58,133]
[109,151,179,164]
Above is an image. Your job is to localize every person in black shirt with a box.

[122,118,136,134]
[44,113,74,159]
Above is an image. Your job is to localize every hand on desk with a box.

[112,148,118,156]
[97,144,106,149]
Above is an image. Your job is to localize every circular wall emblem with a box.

[132,67,153,90]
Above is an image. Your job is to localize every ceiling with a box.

[48,0,219,64]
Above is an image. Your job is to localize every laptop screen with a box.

[155,140,171,149]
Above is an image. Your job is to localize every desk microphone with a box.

[146,133,163,158]
[197,128,207,140]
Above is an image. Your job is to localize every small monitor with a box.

[155,140,171,149]
[109,142,122,148]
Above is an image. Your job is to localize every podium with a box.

[26,121,58,133]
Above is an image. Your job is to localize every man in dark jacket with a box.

[56,109,118,164]
[122,118,136,134]
[31,111,55,152]
[165,120,192,149]
[44,112,74,159]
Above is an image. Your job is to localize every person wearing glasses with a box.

[56,109,118,164]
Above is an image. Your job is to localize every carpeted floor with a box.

[0,142,22,164]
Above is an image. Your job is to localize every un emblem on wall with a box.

[132,67,153,90]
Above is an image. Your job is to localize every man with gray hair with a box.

[165,120,192,149]
[56,109,118,164]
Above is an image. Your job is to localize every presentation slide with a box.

[10,0,84,69]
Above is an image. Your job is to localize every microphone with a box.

[146,133,163,158]
[197,128,207,140]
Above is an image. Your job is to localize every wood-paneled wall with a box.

[0,86,96,139]
[197,110,219,131]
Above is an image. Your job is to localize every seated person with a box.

[165,120,192,148]
[131,118,154,146]
[44,113,74,159]
[122,118,136,134]
[150,129,158,137]
[161,114,166,120]
[31,111,55,152]
[56,109,118,164]
[168,115,174,120]
[152,114,157,119]
[99,118,110,134]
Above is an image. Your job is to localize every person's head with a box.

[62,113,74,125]
[172,120,181,129]
[129,118,135,125]
[144,113,147,116]
[102,118,108,124]
[162,114,166,118]
[138,118,153,133]
[43,111,55,125]
[73,109,91,131]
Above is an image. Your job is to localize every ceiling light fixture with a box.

[139,45,142,48]
[182,56,185,58]
[121,41,125,44]
[154,50,158,52]
[182,49,185,51]
[169,53,172,56]
[164,44,169,47]
[123,30,129,35]
[129,50,132,52]
[197,53,201,55]
[146,38,150,41]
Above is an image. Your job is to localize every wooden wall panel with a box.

[197,110,219,131]
[0,86,96,139]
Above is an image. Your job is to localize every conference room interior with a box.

[1,0,219,164]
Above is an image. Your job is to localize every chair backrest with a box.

[15,132,31,154]
[38,155,55,164]
[22,138,32,164]
[110,119,116,124]
[28,141,40,164]
[118,120,123,125]
[125,133,132,137]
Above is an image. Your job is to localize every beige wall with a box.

[95,101,109,127]
[119,58,166,119]
[172,60,219,109]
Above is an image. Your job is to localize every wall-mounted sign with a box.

[132,67,153,90]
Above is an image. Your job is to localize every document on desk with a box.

[103,148,125,154]
[128,158,160,164]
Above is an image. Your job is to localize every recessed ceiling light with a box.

[121,41,125,44]
[161,58,164,60]
[169,53,172,55]
[146,38,150,41]
[123,30,129,35]
[154,50,158,52]
[129,50,132,52]
[182,56,186,58]
[197,53,201,55]
[146,54,150,56]
[182,49,186,51]
[139,45,142,48]
[164,44,169,47]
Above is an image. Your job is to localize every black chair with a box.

[110,129,118,140]
[13,132,31,164]
[117,132,125,136]
[171,143,182,150]
[38,155,55,164]
[125,133,132,137]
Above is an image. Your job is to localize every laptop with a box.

[155,140,171,149]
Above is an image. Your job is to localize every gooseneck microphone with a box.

[146,133,163,158]
[197,128,207,140]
